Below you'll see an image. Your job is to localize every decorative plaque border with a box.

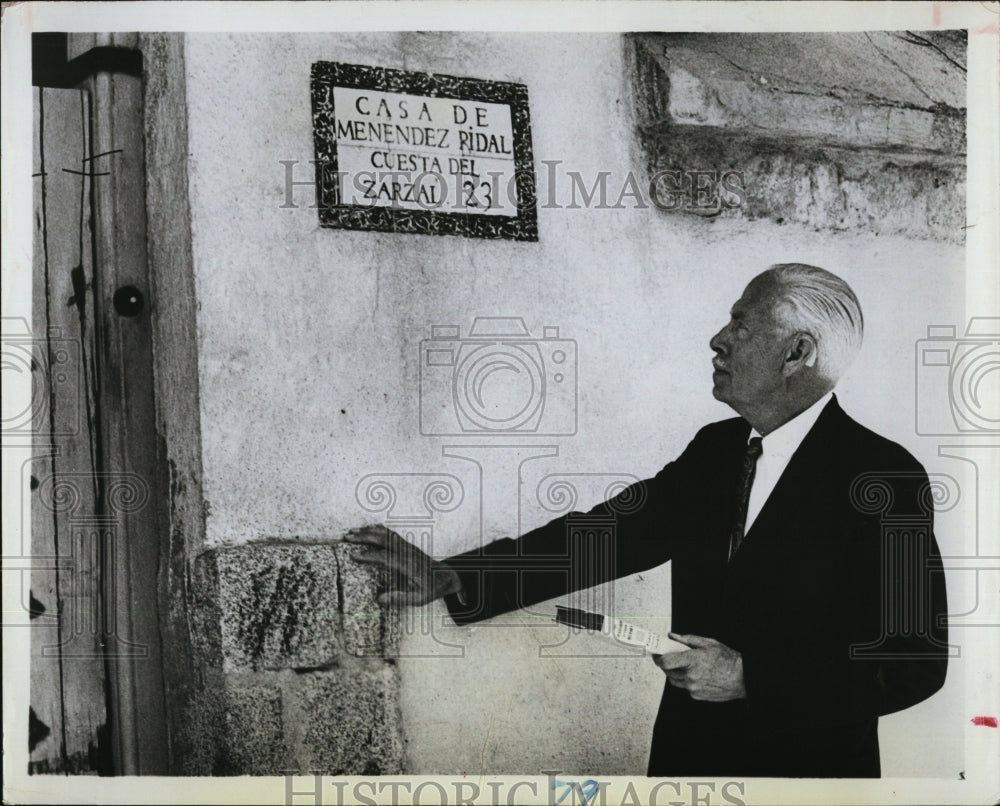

[311,61,538,241]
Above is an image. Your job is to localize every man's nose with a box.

[709,326,728,354]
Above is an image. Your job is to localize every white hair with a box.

[762,263,864,382]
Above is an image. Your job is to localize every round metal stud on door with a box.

[113,285,144,317]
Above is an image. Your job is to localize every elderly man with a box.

[348,264,948,778]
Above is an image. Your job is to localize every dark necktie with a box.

[728,436,763,563]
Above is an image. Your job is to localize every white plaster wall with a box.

[181,33,965,776]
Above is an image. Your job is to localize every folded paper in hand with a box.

[554,606,690,654]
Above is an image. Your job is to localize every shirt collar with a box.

[750,391,833,460]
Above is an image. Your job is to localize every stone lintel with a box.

[630,33,966,242]
[633,33,965,155]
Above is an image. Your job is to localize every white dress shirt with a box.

[745,392,833,533]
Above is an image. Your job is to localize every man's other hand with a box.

[652,633,746,702]
[344,524,463,607]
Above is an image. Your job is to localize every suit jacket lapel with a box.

[741,396,843,546]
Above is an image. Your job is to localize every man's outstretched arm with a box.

[345,471,672,624]
[346,424,717,622]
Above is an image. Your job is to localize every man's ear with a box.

[782,332,818,376]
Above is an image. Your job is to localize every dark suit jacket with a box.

[443,397,949,777]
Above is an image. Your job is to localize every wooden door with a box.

[28,61,169,775]
[29,85,109,774]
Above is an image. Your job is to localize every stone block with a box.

[216,685,287,775]
[190,550,223,669]
[192,539,399,672]
[297,666,403,775]
[211,542,343,672]
[168,682,225,775]
[334,542,400,658]
[171,678,287,776]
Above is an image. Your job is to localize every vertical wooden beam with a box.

[139,32,206,774]
[72,34,170,775]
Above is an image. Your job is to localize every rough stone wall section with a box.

[174,540,403,776]
[630,32,967,243]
